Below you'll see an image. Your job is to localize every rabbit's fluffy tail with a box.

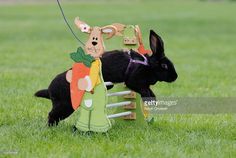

[34,89,50,99]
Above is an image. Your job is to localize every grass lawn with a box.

[0,0,236,157]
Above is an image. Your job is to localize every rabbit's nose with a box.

[92,41,97,46]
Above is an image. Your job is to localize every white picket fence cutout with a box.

[106,82,132,119]
[106,101,132,108]
[107,111,132,119]
[107,90,132,97]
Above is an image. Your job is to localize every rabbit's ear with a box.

[74,17,91,33]
[149,30,164,58]
[101,25,117,39]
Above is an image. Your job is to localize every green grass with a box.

[0,0,236,157]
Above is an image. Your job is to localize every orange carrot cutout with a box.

[66,47,95,110]
[70,63,90,110]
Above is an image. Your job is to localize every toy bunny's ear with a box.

[112,23,125,36]
[74,17,91,33]
[101,25,117,39]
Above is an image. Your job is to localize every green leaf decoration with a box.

[70,47,95,67]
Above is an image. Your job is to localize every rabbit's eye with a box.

[161,64,168,69]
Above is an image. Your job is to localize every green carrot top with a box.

[70,47,95,67]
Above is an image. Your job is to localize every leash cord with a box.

[56,0,85,46]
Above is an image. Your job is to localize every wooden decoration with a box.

[74,17,117,59]
[70,17,119,132]
[135,25,152,55]
[123,25,138,45]
[65,17,152,132]
[66,47,93,110]
[123,112,136,120]
[123,102,136,110]
[74,17,91,33]
[111,23,152,55]
[76,60,112,132]
[124,91,136,99]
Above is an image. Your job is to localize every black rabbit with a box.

[35,30,178,126]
